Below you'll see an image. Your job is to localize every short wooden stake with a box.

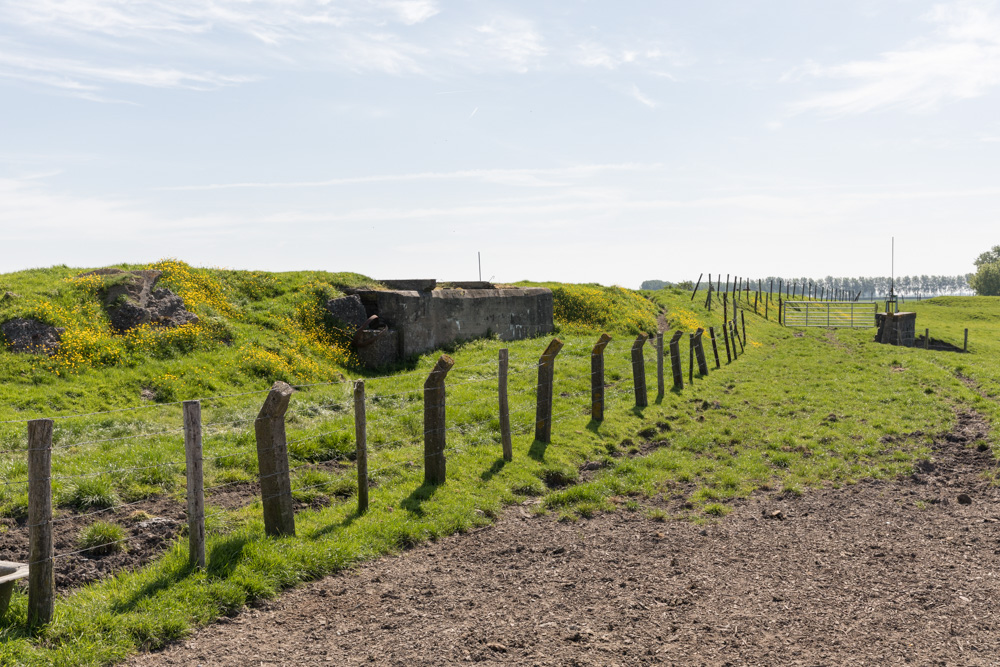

[694,329,709,376]
[632,334,648,408]
[656,332,665,398]
[424,355,456,484]
[964,328,969,352]
[498,349,512,461]
[534,339,564,443]
[27,419,54,627]
[254,381,296,537]
[183,401,205,568]
[709,326,721,369]
[669,331,684,389]
[591,334,612,421]
[925,328,930,350]
[354,380,369,512]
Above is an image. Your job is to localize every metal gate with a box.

[782,301,876,328]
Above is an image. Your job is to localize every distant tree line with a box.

[642,274,973,296]
[970,246,1000,296]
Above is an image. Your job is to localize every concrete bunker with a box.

[330,280,554,368]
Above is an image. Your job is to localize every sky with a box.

[1,0,999,288]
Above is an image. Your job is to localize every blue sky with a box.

[2,0,999,287]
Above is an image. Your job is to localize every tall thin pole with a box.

[478,252,481,281]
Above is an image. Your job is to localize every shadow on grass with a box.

[631,406,646,419]
[310,506,365,539]
[528,439,548,461]
[204,533,252,580]
[585,419,602,434]
[400,481,441,517]
[111,558,198,615]
[480,458,507,482]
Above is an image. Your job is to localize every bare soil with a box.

[0,496,184,589]
[129,410,1000,666]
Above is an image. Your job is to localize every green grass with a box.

[0,267,998,665]
[77,522,127,557]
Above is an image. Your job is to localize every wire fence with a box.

[1,324,751,623]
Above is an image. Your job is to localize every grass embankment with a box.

[0,271,996,665]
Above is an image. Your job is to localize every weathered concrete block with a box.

[356,328,399,368]
[383,279,436,292]
[353,286,553,366]
[325,295,367,332]
[1,319,65,355]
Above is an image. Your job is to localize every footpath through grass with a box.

[0,273,997,665]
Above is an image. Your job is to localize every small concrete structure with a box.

[875,312,916,347]
[346,280,554,368]
[0,560,28,617]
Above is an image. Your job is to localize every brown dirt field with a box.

[130,416,1000,666]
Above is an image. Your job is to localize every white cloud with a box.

[470,16,547,72]
[789,0,1000,115]
[158,163,661,191]
[0,49,252,95]
[628,83,657,108]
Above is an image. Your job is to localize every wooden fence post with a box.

[731,321,741,358]
[778,296,783,325]
[354,380,369,512]
[183,401,205,569]
[591,334,612,421]
[254,381,296,537]
[688,333,694,384]
[741,311,747,347]
[709,326,721,368]
[669,331,684,389]
[632,334,648,408]
[964,328,969,352]
[535,339,564,443]
[722,318,732,363]
[656,332,665,399]
[690,273,703,301]
[694,329,709,376]
[498,349,513,461]
[424,355,456,484]
[735,319,745,353]
[925,328,930,350]
[27,418,54,627]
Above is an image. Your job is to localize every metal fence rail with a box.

[783,301,876,328]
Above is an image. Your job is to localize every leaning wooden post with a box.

[741,311,747,347]
[498,349,512,461]
[424,355,456,484]
[669,331,684,389]
[591,334,612,421]
[632,334,648,408]
[690,273,703,301]
[709,326,721,369]
[694,329,709,376]
[254,381,296,537]
[534,339,564,443]
[656,332,665,399]
[28,418,54,627]
[354,380,369,512]
[964,328,969,352]
[183,401,205,568]
[735,319,745,353]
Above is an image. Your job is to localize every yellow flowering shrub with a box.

[550,284,658,334]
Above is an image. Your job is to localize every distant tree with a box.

[676,280,695,290]
[970,262,1000,296]
[640,280,669,290]
[974,245,1000,267]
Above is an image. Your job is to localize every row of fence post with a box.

[20,322,751,625]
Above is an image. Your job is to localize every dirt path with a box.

[131,415,1000,666]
